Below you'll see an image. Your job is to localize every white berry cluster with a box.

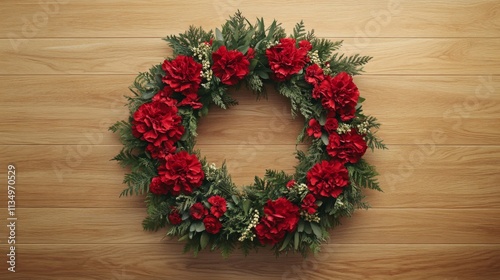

[336,123,352,134]
[307,50,332,75]
[238,209,260,242]
[204,162,218,181]
[301,211,320,223]
[356,120,370,135]
[191,43,213,89]
[265,40,279,49]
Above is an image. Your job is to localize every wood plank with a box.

[0,75,499,145]
[0,208,498,244]
[1,38,499,75]
[0,244,498,279]
[1,0,499,38]
[0,145,499,208]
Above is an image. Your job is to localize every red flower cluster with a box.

[306,160,349,198]
[306,119,322,138]
[212,46,250,85]
[208,195,227,218]
[309,69,359,121]
[132,100,184,160]
[327,130,368,164]
[189,196,227,234]
[266,38,311,81]
[157,151,205,195]
[168,209,182,225]
[162,55,202,95]
[301,194,318,214]
[255,198,300,245]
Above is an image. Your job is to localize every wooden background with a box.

[1,0,499,279]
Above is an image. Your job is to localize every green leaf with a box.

[319,114,327,126]
[242,199,251,214]
[297,220,305,232]
[321,133,329,145]
[279,233,293,251]
[310,222,322,238]
[200,232,210,249]
[215,28,224,42]
[294,231,300,250]
[257,71,269,79]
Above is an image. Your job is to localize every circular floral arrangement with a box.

[110,12,385,257]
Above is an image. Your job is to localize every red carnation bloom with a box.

[324,117,339,134]
[146,142,176,160]
[266,38,310,81]
[149,176,169,195]
[190,202,208,220]
[305,64,325,86]
[246,47,255,60]
[152,86,175,105]
[131,100,184,148]
[158,151,205,195]
[255,197,300,245]
[327,131,368,164]
[286,180,296,188]
[212,46,250,85]
[306,160,349,198]
[168,209,182,225]
[301,194,318,214]
[299,40,313,52]
[312,72,359,121]
[178,92,203,109]
[306,118,322,138]
[331,72,359,121]
[208,195,227,218]
[162,55,202,95]
[203,215,223,234]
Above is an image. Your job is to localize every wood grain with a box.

[0,0,499,279]
[0,208,498,244]
[1,38,500,75]
[1,75,499,145]
[0,145,499,208]
[1,0,499,37]
[0,244,498,279]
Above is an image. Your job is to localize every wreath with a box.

[110,12,385,257]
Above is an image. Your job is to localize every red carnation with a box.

[306,118,322,138]
[190,202,208,220]
[146,141,176,160]
[212,46,250,85]
[162,55,202,95]
[203,215,223,234]
[168,209,182,225]
[286,180,296,188]
[208,195,227,218]
[324,117,339,134]
[246,47,255,60]
[266,38,310,81]
[149,176,168,195]
[312,72,359,121]
[152,86,175,105]
[301,194,318,214]
[305,64,325,86]
[132,101,184,149]
[327,131,368,164]
[178,92,203,109]
[158,151,205,195]
[255,197,300,245]
[306,160,349,198]
[331,72,359,121]
[299,40,312,51]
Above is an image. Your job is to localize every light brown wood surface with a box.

[0,1,499,279]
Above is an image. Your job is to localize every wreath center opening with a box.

[196,86,305,186]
